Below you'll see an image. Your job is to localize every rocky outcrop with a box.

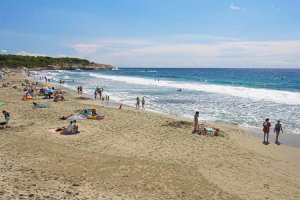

[0,54,116,70]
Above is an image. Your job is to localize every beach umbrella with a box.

[67,115,86,121]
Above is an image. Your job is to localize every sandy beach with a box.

[1,73,300,200]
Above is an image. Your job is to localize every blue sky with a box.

[1,0,300,68]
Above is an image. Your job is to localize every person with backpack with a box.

[274,120,283,144]
[263,118,271,144]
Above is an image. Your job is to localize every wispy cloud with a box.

[69,35,300,68]
[230,3,240,10]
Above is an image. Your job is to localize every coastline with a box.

[1,71,300,199]
[30,72,300,149]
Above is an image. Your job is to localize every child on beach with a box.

[2,110,10,128]
[193,111,199,133]
[274,120,283,144]
[263,118,271,144]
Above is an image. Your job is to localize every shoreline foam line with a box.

[89,73,300,106]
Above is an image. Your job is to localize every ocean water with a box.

[34,68,300,135]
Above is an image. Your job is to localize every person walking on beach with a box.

[77,86,80,94]
[141,97,145,109]
[194,111,199,133]
[274,120,283,144]
[136,97,140,109]
[2,110,10,128]
[263,118,271,144]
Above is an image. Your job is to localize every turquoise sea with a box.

[34,68,300,135]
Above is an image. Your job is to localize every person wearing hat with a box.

[274,120,283,144]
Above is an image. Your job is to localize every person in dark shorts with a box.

[274,120,283,144]
[263,118,271,144]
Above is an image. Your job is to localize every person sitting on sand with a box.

[2,110,10,128]
[53,94,65,102]
[91,108,97,116]
[274,120,283,144]
[263,118,271,144]
[66,121,74,134]
[73,120,79,133]
[201,128,207,135]
[193,111,199,133]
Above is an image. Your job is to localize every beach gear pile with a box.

[81,107,105,120]
[22,91,33,100]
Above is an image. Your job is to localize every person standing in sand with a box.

[194,111,199,133]
[79,86,83,95]
[141,97,145,109]
[274,120,283,144]
[136,97,140,109]
[94,87,98,99]
[263,118,271,144]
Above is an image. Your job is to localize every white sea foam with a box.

[89,73,300,105]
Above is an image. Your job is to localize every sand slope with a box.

[0,75,299,199]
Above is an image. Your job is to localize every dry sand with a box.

[0,74,300,199]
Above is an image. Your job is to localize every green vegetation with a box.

[0,54,91,69]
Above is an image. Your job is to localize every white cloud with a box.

[69,35,300,68]
[1,49,7,54]
[16,51,48,57]
[230,3,240,10]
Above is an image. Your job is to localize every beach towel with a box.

[34,103,48,108]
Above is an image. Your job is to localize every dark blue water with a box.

[100,68,300,92]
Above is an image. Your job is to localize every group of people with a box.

[58,120,79,134]
[44,76,50,83]
[263,118,283,145]
[193,111,219,136]
[77,85,83,94]
[94,87,104,99]
[135,97,145,110]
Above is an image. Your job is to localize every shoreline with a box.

[1,72,300,199]
[30,72,300,149]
